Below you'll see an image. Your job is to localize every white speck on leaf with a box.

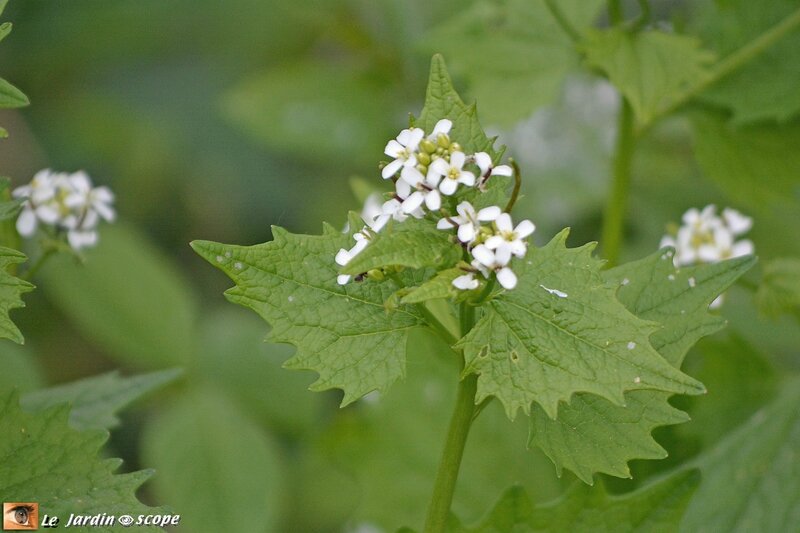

[634,376,641,384]
[225,251,232,258]
[288,295,295,302]
[234,262,243,270]
[688,277,697,287]
[668,274,676,281]
[540,284,568,298]
[627,341,636,350]
[621,277,630,286]
[215,255,224,263]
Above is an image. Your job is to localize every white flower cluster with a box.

[660,205,753,309]
[336,119,535,292]
[660,205,753,267]
[13,169,116,250]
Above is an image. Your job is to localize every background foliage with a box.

[0,0,798,531]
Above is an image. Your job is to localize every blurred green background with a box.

[0,0,798,531]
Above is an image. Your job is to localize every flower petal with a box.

[471,245,495,267]
[495,213,513,232]
[497,267,517,289]
[429,157,450,176]
[458,171,475,187]
[439,178,458,196]
[495,244,512,266]
[402,192,425,213]
[337,274,351,285]
[400,166,425,187]
[491,165,513,177]
[16,209,37,236]
[731,239,754,258]
[453,273,478,290]
[484,235,504,250]
[450,151,466,169]
[514,219,535,238]
[457,223,476,243]
[335,249,351,266]
[431,119,452,137]
[477,206,501,221]
[425,190,441,211]
[437,217,456,230]
[474,152,491,174]
[382,158,403,179]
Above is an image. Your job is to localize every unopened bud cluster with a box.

[336,119,535,291]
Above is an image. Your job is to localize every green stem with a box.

[544,0,581,42]
[633,0,651,31]
[417,303,459,345]
[423,372,478,533]
[650,6,800,126]
[22,248,56,281]
[601,99,635,267]
[423,303,479,533]
[608,0,624,25]
[503,160,522,214]
[471,277,496,306]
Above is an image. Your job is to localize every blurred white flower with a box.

[13,169,115,250]
[660,205,753,268]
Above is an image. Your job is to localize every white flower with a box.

[452,272,479,290]
[335,228,371,285]
[427,151,476,196]
[12,169,115,250]
[360,193,384,226]
[474,152,513,179]
[382,127,424,179]
[485,213,535,258]
[396,166,441,213]
[661,205,754,268]
[471,244,517,289]
[436,202,501,244]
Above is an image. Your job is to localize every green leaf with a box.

[424,0,605,125]
[678,334,778,449]
[195,308,322,437]
[20,369,182,431]
[0,246,33,344]
[446,469,699,532]
[756,258,800,319]
[0,196,23,221]
[401,268,463,304]
[418,54,504,160]
[0,343,44,392]
[0,77,28,108]
[141,388,282,533]
[41,224,197,368]
[529,251,755,483]
[582,29,714,125]
[192,222,424,406]
[222,59,396,168]
[690,0,800,124]
[691,112,800,211]
[0,22,11,44]
[458,230,705,420]
[341,218,462,275]
[681,377,800,532]
[0,390,162,532]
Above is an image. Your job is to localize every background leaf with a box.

[681,377,800,532]
[20,368,182,431]
[582,29,714,125]
[756,258,800,319]
[141,387,283,533]
[0,390,162,532]
[40,224,197,368]
[424,0,605,125]
[445,469,699,532]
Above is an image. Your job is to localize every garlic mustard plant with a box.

[193,55,756,533]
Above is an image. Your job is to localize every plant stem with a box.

[423,303,479,533]
[22,248,56,281]
[417,303,459,345]
[423,372,478,533]
[650,6,800,126]
[601,99,635,267]
[503,160,522,214]
[608,0,624,25]
[544,0,581,42]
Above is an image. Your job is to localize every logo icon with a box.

[3,503,38,530]
[117,515,134,527]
